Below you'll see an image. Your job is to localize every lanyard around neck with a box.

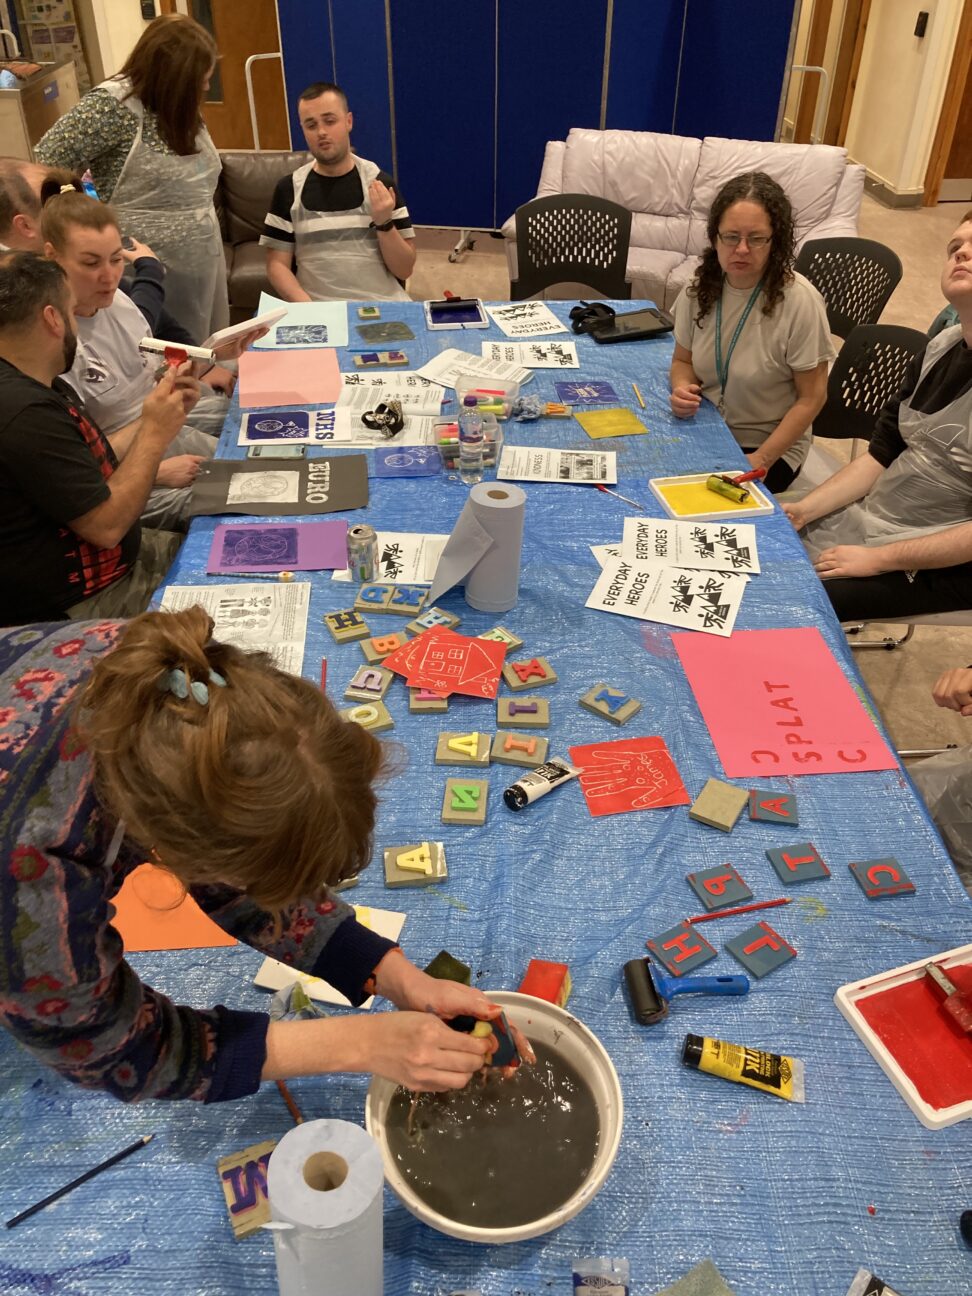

[715,280,764,414]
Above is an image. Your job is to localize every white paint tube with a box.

[503,757,581,811]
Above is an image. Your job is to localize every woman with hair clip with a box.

[36,14,227,342]
[669,171,835,493]
[0,610,527,1104]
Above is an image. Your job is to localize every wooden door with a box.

[159,0,290,149]
[924,0,972,205]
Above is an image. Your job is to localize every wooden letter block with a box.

[579,682,642,726]
[354,583,395,613]
[386,584,428,616]
[217,1139,277,1239]
[344,665,393,701]
[441,778,488,825]
[339,700,393,732]
[490,730,549,768]
[686,864,753,911]
[518,959,571,1007]
[434,731,491,766]
[749,789,799,824]
[323,609,370,643]
[383,841,448,888]
[478,625,524,654]
[409,686,449,713]
[358,305,381,318]
[765,842,830,885]
[360,631,408,664]
[724,921,797,979]
[848,857,916,900]
[645,920,717,977]
[496,696,550,728]
[502,657,557,691]
[688,778,749,832]
[406,605,461,636]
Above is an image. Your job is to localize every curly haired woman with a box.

[669,171,835,493]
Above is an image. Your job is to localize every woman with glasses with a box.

[669,171,834,493]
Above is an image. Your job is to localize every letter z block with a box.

[685,864,754,911]
[434,731,491,767]
[490,730,549,768]
[579,682,642,726]
[323,609,370,643]
[354,584,396,613]
[496,697,550,728]
[725,921,797,979]
[441,778,488,825]
[383,841,448,888]
[645,920,717,977]
[502,657,557,691]
[765,842,830,885]
[848,857,916,900]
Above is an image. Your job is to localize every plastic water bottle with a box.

[458,394,484,485]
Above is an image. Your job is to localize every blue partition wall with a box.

[276,0,797,230]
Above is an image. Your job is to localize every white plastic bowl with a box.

[364,990,624,1244]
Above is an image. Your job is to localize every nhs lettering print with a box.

[239,409,337,445]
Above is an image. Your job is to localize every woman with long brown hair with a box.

[669,171,834,493]
[36,14,228,343]
[0,609,518,1104]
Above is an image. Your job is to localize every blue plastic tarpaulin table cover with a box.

[2,302,970,1296]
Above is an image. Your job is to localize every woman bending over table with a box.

[0,611,525,1104]
[669,171,834,493]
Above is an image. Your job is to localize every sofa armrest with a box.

[800,163,865,244]
[500,139,566,244]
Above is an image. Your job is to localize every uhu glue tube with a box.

[681,1033,805,1102]
[503,758,581,811]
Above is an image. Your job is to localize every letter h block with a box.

[645,920,717,977]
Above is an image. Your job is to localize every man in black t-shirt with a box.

[0,253,186,624]
[260,81,415,302]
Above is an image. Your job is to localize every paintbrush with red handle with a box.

[925,962,972,1032]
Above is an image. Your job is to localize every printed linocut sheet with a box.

[587,559,748,637]
[415,347,531,388]
[158,582,310,676]
[569,736,689,817]
[237,409,343,446]
[486,301,569,338]
[481,339,578,368]
[332,531,448,584]
[498,447,617,484]
[189,456,368,516]
[206,520,348,574]
[621,517,761,575]
[251,291,349,348]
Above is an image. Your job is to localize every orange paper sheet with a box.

[238,347,341,408]
[112,863,237,952]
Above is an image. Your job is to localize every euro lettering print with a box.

[587,559,747,637]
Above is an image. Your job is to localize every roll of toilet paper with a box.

[267,1119,384,1296]
[427,481,527,613]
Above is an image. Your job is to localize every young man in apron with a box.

[260,81,415,302]
[784,209,972,622]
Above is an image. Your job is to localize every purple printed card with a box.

[373,446,442,478]
[207,520,349,573]
[556,381,619,404]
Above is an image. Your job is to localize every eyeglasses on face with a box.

[716,232,772,249]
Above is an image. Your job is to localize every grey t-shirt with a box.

[673,271,835,470]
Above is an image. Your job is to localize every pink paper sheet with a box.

[672,627,898,777]
[238,348,341,407]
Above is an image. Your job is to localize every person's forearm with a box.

[72,427,170,548]
[750,396,819,468]
[798,451,886,526]
[266,258,312,302]
[870,520,972,573]
[670,357,699,390]
[376,229,416,281]
[262,1015,370,1081]
[106,418,140,462]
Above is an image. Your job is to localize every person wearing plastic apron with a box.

[95,79,228,344]
[288,156,410,302]
[789,325,972,621]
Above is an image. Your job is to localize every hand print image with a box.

[569,737,689,817]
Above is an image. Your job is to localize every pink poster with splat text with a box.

[672,627,897,777]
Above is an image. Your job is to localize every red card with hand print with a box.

[568,736,689,817]
[406,629,506,699]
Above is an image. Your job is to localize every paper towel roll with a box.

[428,482,526,613]
[267,1119,384,1296]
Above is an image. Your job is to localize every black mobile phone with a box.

[121,236,135,251]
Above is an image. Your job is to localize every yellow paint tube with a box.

[681,1033,805,1102]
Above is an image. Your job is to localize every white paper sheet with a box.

[415,347,531,388]
[340,371,440,391]
[252,291,349,348]
[590,543,622,568]
[620,518,761,575]
[586,559,747,637]
[497,446,618,484]
[158,582,311,674]
[332,531,449,583]
[486,301,570,338]
[335,383,444,418]
[331,411,438,447]
[481,339,579,368]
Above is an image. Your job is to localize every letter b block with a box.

[686,864,754,911]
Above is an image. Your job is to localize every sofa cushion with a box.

[218,150,312,247]
[227,239,272,314]
[625,248,687,307]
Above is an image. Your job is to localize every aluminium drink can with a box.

[347,524,378,583]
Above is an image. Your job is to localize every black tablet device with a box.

[589,306,674,343]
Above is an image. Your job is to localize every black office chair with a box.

[795,237,903,339]
[813,322,927,444]
[510,194,632,301]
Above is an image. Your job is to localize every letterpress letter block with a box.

[496,697,550,728]
[477,625,524,655]
[344,665,393,701]
[383,841,448,888]
[765,842,830,885]
[323,609,370,643]
[360,631,408,664]
[502,657,557,691]
[386,585,428,616]
[339,700,394,732]
[217,1139,278,1239]
[490,730,549,768]
[579,682,643,726]
[749,789,799,824]
[848,857,916,900]
[441,778,488,825]
[645,920,717,977]
[725,921,797,978]
[353,583,396,612]
[409,686,449,714]
[688,778,750,832]
[434,731,491,767]
[686,864,754,911]
[406,606,461,637]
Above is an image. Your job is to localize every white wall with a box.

[845,0,962,197]
[74,0,151,81]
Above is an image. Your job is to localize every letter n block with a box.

[848,857,916,900]
[725,921,797,979]
[685,864,754,911]
[765,842,829,885]
[645,920,717,977]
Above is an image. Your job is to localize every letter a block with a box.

[502,657,557,691]
[685,864,754,911]
[749,789,799,824]
[353,583,396,613]
[490,730,549,768]
[434,731,491,767]
[441,778,488,825]
[848,857,916,900]
[725,921,797,979]
[496,697,550,728]
[383,841,448,888]
[323,609,370,643]
[579,682,642,727]
[645,920,717,978]
[688,778,749,832]
[765,842,830,885]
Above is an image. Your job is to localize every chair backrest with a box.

[510,194,632,301]
[795,237,902,339]
[814,323,928,441]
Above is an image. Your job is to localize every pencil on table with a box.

[276,1079,304,1124]
[687,897,791,924]
[632,382,645,409]
[6,1134,154,1229]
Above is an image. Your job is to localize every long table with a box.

[3,303,970,1296]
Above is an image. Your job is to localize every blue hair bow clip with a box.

[159,667,226,705]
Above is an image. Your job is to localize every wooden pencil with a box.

[687,897,791,924]
[6,1134,154,1228]
[632,382,645,409]
[276,1079,304,1124]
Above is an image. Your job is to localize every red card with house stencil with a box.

[404,629,506,699]
[382,629,444,682]
[568,736,690,817]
